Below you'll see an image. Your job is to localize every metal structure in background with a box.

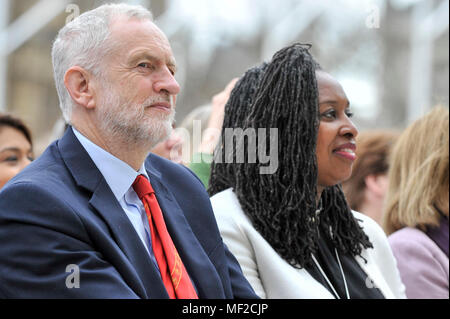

[0,0,10,112]
[408,0,449,124]
[261,1,325,61]
[0,0,448,124]
[0,0,71,111]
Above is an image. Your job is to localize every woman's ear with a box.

[64,66,96,110]
[365,174,389,198]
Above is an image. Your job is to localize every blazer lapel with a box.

[89,181,169,299]
[146,169,225,298]
[355,251,393,298]
[58,128,168,299]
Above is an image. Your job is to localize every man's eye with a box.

[346,110,354,118]
[138,63,150,68]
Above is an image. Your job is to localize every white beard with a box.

[97,87,175,150]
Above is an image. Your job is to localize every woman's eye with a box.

[346,110,354,118]
[320,109,336,119]
[4,156,18,163]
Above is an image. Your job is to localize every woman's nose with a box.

[340,118,358,140]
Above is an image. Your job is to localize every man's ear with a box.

[64,66,96,109]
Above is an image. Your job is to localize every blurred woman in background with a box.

[186,78,239,188]
[384,106,449,299]
[342,130,399,226]
[150,122,185,165]
[0,113,34,189]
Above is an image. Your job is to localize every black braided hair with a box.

[209,43,372,269]
[208,62,268,196]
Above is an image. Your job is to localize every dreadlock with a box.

[209,62,268,196]
[209,43,372,269]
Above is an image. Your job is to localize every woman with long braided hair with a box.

[209,43,405,299]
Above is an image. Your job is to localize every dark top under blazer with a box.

[0,128,257,299]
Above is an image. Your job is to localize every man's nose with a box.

[153,68,180,96]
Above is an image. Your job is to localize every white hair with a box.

[51,3,153,123]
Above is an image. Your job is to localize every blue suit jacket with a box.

[0,128,257,299]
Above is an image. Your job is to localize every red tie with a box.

[132,175,198,299]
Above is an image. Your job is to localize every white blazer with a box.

[211,188,406,299]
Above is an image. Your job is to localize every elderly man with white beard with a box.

[0,3,257,299]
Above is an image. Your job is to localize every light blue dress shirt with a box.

[72,127,158,267]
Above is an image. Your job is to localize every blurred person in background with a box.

[185,78,238,188]
[209,43,405,299]
[383,106,449,299]
[150,122,184,164]
[178,103,211,165]
[0,113,34,190]
[342,130,399,226]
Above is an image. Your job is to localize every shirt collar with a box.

[72,127,149,201]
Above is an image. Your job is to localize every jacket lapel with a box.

[146,167,225,298]
[89,180,169,299]
[355,253,392,298]
[58,128,169,299]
